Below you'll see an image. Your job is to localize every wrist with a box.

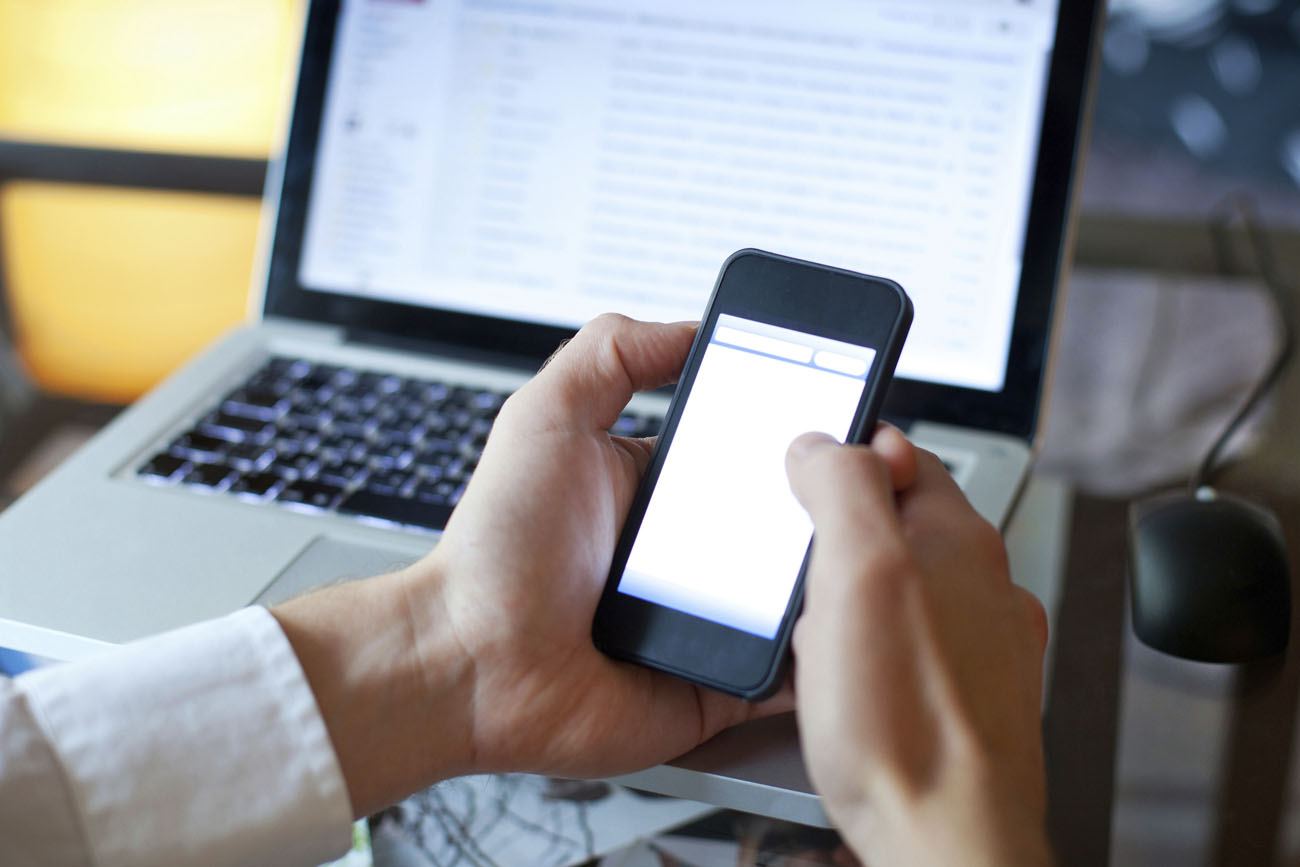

[831,758,1052,867]
[271,557,477,817]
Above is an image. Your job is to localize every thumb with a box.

[785,433,904,554]
[508,314,697,432]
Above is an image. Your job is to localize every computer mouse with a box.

[1128,488,1291,663]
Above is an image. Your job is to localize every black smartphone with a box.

[591,249,913,700]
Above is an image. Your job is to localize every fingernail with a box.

[788,431,837,460]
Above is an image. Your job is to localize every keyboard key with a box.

[277,479,343,510]
[201,411,275,443]
[222,390,286,421]
[378,418,422,442]
[443,458,470,483]
[471,390,504,413]
[230,471,280,497]
[170,431,228,459]
[277,455,321,480]
[338,489,453,530]
[373,403,402,425]
[224,442,272,472]
[139,453,187,481]
[287,387,325,411]
[448,386,480,406]
[413,481,449,504]
[282,410,332,434]
[412,462,444,482]
[331,418,374,439]
[456,436,483,460]
[416,436,458,457]
[367,443,413,470]
[263,357,310,381]
[416,381,449,403]
[299,364,342,393]
[372,374,403,395]
[366,470,413,497]
[317,461,369,488]
[183,462,235,489]
[327,394,364,416]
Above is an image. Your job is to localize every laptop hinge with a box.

[342,327,545,374]
[260,316,347,342]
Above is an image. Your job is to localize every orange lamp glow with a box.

[0,0,300,156]
[3,182,260,404]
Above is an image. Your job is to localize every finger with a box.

[537,337,572,372]
[785,434,914,630]
[509,314,697,430]
[694,682,796,741]
[1016,585,1050,656]
[894,446,985,535]
[867,423,918,492]
[785,434,903,547]
[1012,585,1049,723]
[611,434,657,476]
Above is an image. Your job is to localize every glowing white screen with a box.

[298,0,1058,392]
[617,315,875,638]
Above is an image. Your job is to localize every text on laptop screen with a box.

[299,0,1059,392]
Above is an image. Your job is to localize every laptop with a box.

[0,0,1098,820]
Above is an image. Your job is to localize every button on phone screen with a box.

[616,314,875,638]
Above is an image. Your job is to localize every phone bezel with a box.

[592,248,913,699]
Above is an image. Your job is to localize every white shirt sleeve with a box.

[0,607,354,867]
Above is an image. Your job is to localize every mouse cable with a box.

[1191,193,1298,491]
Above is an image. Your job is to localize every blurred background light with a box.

[0,0,299,403]
[0,0,298,155]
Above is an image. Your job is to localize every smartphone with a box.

[591,249,913,700]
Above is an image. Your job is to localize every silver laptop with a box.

[0,0,1097,821]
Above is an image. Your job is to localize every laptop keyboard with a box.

[136,356,664,531]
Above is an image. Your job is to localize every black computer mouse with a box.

[1128,488,1291,663]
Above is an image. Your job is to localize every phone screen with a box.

[615,314,876,639]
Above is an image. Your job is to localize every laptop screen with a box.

[296,0,1058,394]
[264,0,1098,439]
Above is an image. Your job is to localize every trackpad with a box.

[253,536,427,606]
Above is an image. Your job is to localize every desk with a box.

[1047,488,1300,867]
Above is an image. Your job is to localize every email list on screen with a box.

[299,0,1057,392]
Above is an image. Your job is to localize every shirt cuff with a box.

[19,606,353,867]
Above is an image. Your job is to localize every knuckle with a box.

[582,312,630,341]
[495,389,529,425]
[577,313,636,387]
[962,513,1010,576]
[1016,587,1050,650]
[790,617,811,656]
[914,446,948,475]
[812,443,889,488]
[862,542,914,584]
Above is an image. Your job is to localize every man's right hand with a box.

[786,430,1052,867]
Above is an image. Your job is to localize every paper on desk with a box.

[369,774,715,867]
